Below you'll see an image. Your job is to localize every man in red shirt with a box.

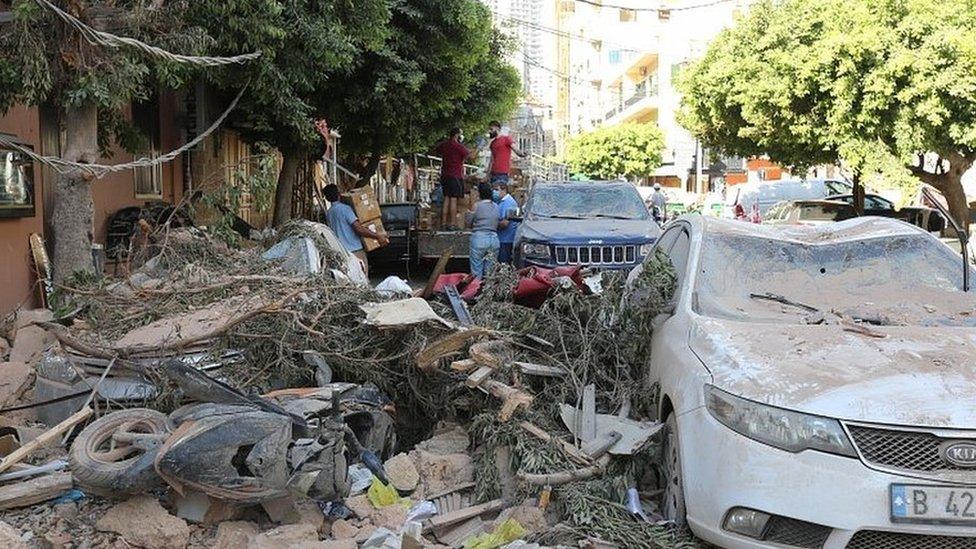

[436,127,474,229]
[487,121,524,185]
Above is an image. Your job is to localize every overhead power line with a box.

[0,85,248,178]
[570,0,737,12]
[518,50,601,89]
[34,0,261,67]
[495,13,640,52]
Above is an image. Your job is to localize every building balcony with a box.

[604,76,658,126]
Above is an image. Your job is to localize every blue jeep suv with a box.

[513,181,660,270]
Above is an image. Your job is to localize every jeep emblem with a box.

[941,441,976,468]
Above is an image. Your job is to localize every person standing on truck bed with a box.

[466,181,501,278]
[435,127,474,230]
[323,184,388,276]
[487,121,524,185]
[495,182,519,263]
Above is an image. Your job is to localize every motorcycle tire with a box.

[70,408,173,498]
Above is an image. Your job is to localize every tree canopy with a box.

[678,0,976,225]
[565,123,665,181]
[318,0,521,177]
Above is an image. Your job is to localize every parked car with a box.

[513,181,660,270]
[625,214,976,549]
[724,179,852,220]
[826,193,946,232]
[763,199,858,225]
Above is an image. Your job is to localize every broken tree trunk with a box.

[481,379,532,421]
[517,455,612,486]
[52,104,98,282]
[272,149,303,227]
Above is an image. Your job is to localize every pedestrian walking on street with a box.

[435,127,474,230]
[466,181,500,278]
[649,182,668,223]
[487,121,524,185]
[495,182,519,263]
[323,184,388,276]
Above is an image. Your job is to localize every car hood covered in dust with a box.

[690,317,976,428]
[519,218,659,243]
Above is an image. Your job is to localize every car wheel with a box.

[661,413,687,526]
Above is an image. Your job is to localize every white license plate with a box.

[891,484,976,525]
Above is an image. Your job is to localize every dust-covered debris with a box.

[0,220,690,549]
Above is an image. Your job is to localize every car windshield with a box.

[695,233,976,326]
[528,184,650,220]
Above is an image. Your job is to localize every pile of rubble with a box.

[0,221,688,549]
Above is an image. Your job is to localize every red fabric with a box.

[459,278,482,300]
[513,265,586,308]
[437,139,470,179]
[489,135,514,174]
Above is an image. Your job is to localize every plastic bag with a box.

[367,476,409,509]
[464,519,526,549]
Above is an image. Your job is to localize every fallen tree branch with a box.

[516,455,611,486]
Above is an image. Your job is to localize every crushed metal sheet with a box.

[559,404,663,455]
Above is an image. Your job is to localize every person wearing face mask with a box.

[494,183,519,263]
[487,121,524,185]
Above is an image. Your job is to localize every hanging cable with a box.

[33,0,261,67]
[0,85,248,178]
[570,0,738,12]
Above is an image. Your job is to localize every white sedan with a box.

[627,214,976,548]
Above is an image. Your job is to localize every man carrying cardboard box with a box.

[324,184,388,276]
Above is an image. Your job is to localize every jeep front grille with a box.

[553,245,636,265]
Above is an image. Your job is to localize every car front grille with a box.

[846,530,976,549]
[553,245,636,266]
[763,515,831,548]
[847,424,976,477]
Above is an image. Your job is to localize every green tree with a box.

[185,0,391,226]
[0,0,210,279]
[679,0,976,227]
[565,123,665,181]
[319,0,521,182]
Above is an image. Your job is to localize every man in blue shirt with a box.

[324,184,388,275]
[495,182,519,263]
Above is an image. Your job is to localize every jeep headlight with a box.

[521,242,549,259]
[705,385,856,457]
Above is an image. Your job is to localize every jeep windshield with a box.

[528,184,650,221]
[694,233,976,326]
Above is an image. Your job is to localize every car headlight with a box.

[705,385,856,457]
[521,242,549,259]
[639,243,654,256]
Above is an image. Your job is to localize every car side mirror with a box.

[507,208,523,222]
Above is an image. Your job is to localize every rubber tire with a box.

[662,413,687,527]
[70,408,172,498]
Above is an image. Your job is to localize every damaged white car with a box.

[627,215,976,548]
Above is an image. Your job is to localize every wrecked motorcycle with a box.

[69,360,395,503]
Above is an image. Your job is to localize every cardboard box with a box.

[343,187,382,222]
[360,217,388,252]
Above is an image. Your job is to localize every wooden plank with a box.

[424,499,505,532]
[420,247,453,298]
[514,361,565,378]
[519,421,592,466]
[450,358,478,373]
[464,366,494,388]
[415,328,490,372]
[580,384,597,443]
[0,407,92,474]
[0,472,73,510]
